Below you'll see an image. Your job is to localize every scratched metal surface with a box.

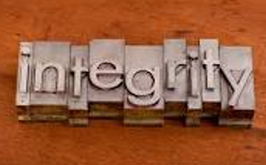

[0,0,266,164]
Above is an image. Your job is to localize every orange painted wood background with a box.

[0,0,266,164]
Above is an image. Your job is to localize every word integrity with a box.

[16,39,255,127]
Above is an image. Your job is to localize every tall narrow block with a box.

[200,39,221,117]
[124,46,164,126]
[68,46,89,126]
[219,46,255,127]
[16,42,33,121]
[88,39,125,118]
[164,39,188,118]
[186,46,202,126]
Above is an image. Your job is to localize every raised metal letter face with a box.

[203,49,220,89]
[71,56,89,97]
[126,67,161,106]
[16,42,32,106]
[90,60,123,90]
[34,62,66,93]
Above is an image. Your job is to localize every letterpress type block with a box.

[124,46,164,126]
[186,46,202,126]
[16,42,33,121]
[219,46,255,127]
[200,39,221,118]
[88,39,125,118]
[164,39,188,118]
[29,42,70,121]
[68,46,89,126]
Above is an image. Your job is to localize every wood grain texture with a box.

[0,0,266,164]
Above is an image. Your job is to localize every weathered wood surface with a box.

[0,0,266,165]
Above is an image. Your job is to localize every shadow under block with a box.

[164,39,188,118]
[124,46,164,126]
[219,46,255,127]
[200,39,221,118]
[68,46,89,126]
[88,39,125,118]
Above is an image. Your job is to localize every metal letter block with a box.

[219,46,255,127]
[164,39,188,118]
[124,46,164,126]
[88,39,125,118]
[16,42,33,121]
[29,42,70,121]
[186,46,202,126]
[68,46,89,126]
[200,39,221,117]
